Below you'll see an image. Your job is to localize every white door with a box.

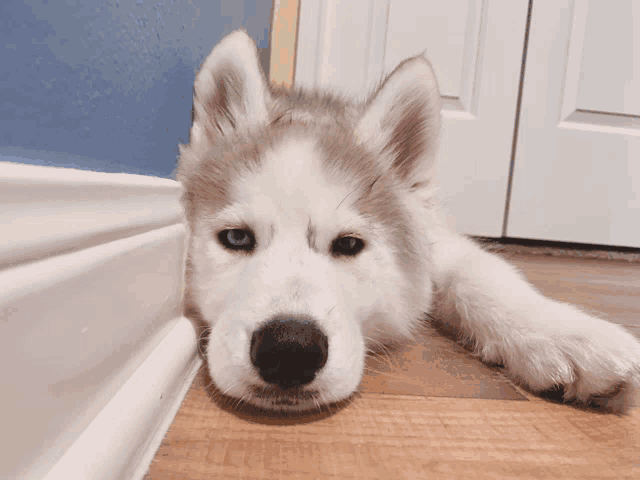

[507,0,640,247]
[294,0,529,236]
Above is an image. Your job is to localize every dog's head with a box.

[178,30,441,411]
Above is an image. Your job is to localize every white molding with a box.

[507,0,640,246]
[1,223,188,479]
[0,161,179,187]
[0,162,182,270]
[1,157,194,479]
[295,0,324,88]
[43,317,201,480]
[364,0,391,93]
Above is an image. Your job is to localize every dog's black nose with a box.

[250,317,328,390]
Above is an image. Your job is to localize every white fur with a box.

[182,30,640,413]
[190,140,423,408]
[185,30,271,173]
[429,223,640,411]
[355,55,441,185]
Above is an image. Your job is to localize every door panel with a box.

[295,0,529,236]
[575,2,640,116]
[507,0,640,247]
[295,0,390,97]
[384,1,471,100]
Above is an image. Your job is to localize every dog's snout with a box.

[250,317,328,390]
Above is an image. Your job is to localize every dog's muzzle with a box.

[250,316,328,390]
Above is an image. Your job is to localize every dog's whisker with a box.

[364,335,394,352]
[319,392,335,415]
[312,396,322,413]
[219,381,241,398]
[364,337,397,367]
[233,392,248,410]
[365,357,396,372]
[334,185,359,211]
[365,344,395,359]
[362,365,400,377]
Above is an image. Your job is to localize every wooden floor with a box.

[146,252,640,479]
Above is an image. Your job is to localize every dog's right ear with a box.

[180,30,270,175]
[355,55,441,188]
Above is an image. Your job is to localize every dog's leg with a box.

[430,229,640,412]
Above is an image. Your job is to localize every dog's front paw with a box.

[494,303,640,413]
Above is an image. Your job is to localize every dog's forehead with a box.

[234,137,355,225]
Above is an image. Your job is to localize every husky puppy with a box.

[178,30,640,413]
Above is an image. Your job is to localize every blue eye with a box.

[218,229,255,251]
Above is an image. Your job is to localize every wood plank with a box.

[360,330,525,400]
[146,252,640,479]
[148,376,640,479]
[507,253,640,330]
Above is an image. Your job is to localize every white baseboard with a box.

[0,161,182,270]
[43,317,202,480]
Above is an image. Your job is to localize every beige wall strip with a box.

[269,0,300,87]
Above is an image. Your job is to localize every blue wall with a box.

[1,0,272,178]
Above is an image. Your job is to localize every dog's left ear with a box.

[356,56,441,187]
[180,30,270,175]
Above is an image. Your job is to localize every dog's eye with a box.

[331,236,365,257]
[218,229,255,251]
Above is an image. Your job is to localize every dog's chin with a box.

[245,384,323,412]
[217,383,353,414]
